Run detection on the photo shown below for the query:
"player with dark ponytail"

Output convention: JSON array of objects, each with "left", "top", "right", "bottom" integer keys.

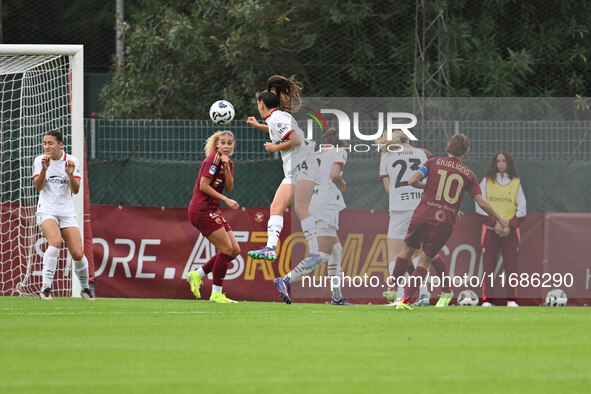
[{"left": 246, "top": 75, "right": 323, "bottom": 304}]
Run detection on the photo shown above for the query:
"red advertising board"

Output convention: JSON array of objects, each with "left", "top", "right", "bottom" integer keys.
[{"left": 89, "top": 205, "right": 591, "bottom": 305}]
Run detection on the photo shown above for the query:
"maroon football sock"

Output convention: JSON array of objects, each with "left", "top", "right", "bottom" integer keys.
[
  {"left": 430, "top": 256, "right": 451, "bottom": 292},
  {"left": 201, "top": 252, "right": 219, "bottom": 275},
  {"left": 404, "top": 266, "right": 428, "bottom": 300},
  {"left": 212, "top": 253, "right": 233, "bottom": 286},
  {"left": 392, "top": 257, "right": 411, "bottom": 289}
]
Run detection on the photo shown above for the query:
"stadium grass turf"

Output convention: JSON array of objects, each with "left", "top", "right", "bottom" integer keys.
[{"left": 1, "top": 297, "right": 590, "bottom": 393}]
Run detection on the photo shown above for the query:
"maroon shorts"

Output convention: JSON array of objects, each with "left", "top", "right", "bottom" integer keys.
[
  {"left": 404, "top": 218, "right": 453, "bottom": 258},
  {"left": 188, "top": 208, "right": 231, "bottom": 236}
]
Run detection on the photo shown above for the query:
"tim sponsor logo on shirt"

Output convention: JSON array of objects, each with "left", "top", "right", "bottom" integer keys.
[{"left": 302, "top": 107, "right": 418, "bottom": 153}]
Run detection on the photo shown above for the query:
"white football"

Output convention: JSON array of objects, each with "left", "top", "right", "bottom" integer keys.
[
  {"left": 209, "top": 100, "right": 235, "bottom": 126},
  {"left": 545, "top": 288, "right": 567, "bottom": 307},
  {"left": 414, "top": 291, "right": 431, "bottom": 306},
  {"left": 457, "top": 289, "right": 479, "bottom": 306}
]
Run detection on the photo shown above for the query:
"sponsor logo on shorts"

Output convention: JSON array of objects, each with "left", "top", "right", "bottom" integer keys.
[{"left": 215, "top": 218, "right": 222, "bottom": 224}]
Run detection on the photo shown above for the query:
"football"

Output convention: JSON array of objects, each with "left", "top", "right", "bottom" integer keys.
[
  {"left": 209, "top": 100, "right": 235, "bottom": 126},
  {"left": 457, "top": 289, "right": 479, "bottom": 306},
  {"left": 416, "top": 290, "right": 431, "bottom": 306},
  {"left": 544, "top": 288, "right": 567, "bottom": 307}
]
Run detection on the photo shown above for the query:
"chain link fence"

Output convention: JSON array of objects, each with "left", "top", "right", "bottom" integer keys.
[{"left": 85, "top": 118, "right": 591, "bottom": 211}]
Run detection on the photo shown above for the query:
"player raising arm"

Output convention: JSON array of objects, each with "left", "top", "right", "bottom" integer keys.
[
  {"left": 246, "top": 75, "right": 323, "bottom": 274},
  {"left": 33, "top": 130, "right": 94, "bottom": 300},
  {"left": 186, "top": 131, "right": 241, "bottom": 304},
  {"left": 395, "top": 133, "right": 509, "bottom": 310},
  {"left": 272, "top": 129, "right": 353, "bottom": 305}
]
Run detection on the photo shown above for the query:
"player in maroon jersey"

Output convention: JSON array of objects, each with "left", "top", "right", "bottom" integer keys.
[
  {"left": 395, "top": 133, "right": 509, "bottom": 310},
  {"left": 185, "top": 131, "right": 241, "bottom": 303}
]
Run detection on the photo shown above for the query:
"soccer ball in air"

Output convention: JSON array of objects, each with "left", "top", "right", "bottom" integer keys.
[
  {"left": 545, "top": 289, "right": 567, "bottom": 307},
  {"left": 209, "top": 100, "right": 235, "bottom": 126},
  {"left": 457, "top": 289, "right": 479, "bottom": 306}
]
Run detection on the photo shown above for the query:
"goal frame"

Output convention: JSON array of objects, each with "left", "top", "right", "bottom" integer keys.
[{"left": 0, "top": 44, "right": 84, "bottom": 297}]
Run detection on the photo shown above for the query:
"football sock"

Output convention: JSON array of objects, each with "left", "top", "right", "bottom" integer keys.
[
  {"left": 42, "top": 246, "right": 60, "bottom": 290},
  {"left": 285, "top": 251, "right": 330, "bottom": 283},
  {"left": 73, "top": 255, "right": 89, "bottom": 289},
  {"left": 404, "top": 266, "right": 428, "bottom": 300},
  {"left": 266, "top": 215, "right": 283, "bottom": 249},
  {"left": 212, "top": 285, "right": 222, "bottom": 294},
  {"left": 391, "top": 257, "right": 410, "bottom": 291},
  {"left": 197, "top": 267, "right": 206, "bottom": 278},
  {"left": 387, "top": 260, "right": 396, "bottom": 291},
  {"left": 212, "top": 253, "right": 233, "bottom": 286},
  {"left": 201, "top": 253, "right": 219, "bottom": 275},
  {"left": 300, "top": 216, "right": 319, "bottom": 255},
  {"left": 430, "top": 255, "right": 451, "bottom": 292},
  {"left": 327, "top": 243, "right": 343, "bottom": 301}
]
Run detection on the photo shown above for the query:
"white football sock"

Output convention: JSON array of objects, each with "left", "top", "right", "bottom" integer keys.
[
  {"left": 266, "top": 215, "right": 283, "bottom": 249},
  {"left": 328, "top": 243, "right": 343, "bottom": 301},
  {"left": 212, "top": 285, "right": 222, "bottom": 294},
  {"left": 287, "top": 251, "right": 329, "bottom": 283},
  {"left": 197, "top": 267, "right": 206, "bottom": 278},
  {"left": 42, "top": 246, "right": 60, "bottom": 290},
  {"left": 300, "top": 216, "right": 318, "bottom": 254},
  {"left": 387, "top": 260, "right": 396, "bottom": 291},
  {"left": 74, "top": 255, "right": 90, "bottom": 289}
]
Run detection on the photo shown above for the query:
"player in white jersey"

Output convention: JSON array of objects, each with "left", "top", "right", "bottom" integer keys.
[
  {"left": 378, "top": 131, "right": 454, "bottom": 307},
  {"left": 33, "top": 130, "right": 94, "bottom": 300},
  {"left": 273, "top": 129, "right": 353, "bottom": 304},
  {"left": 246, "top": 76, "right": 324, "bottom": 298}
]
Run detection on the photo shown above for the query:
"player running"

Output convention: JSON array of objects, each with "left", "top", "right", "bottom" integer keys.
[
  {"left": 273, "top": 129, "right": 353, "bottom": 305},
  {"left": 186, "top": 131, "right": 241, "bottom": 303},
  {"left": 33, "top": 130, "right": 94, "bottom": 300},
  {"left": 246, "top": 75, "right": 322, "bottom": 270},
  {"left": 378, "top": 131, "right": 454, "bottom": 306},
  {"left": 395, "top": 133, "right": 509, "bottom": 310}
]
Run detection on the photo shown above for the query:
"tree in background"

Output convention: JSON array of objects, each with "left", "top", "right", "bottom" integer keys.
[{"left": 100, "top": 0, "right": 591, "bottom": 119}]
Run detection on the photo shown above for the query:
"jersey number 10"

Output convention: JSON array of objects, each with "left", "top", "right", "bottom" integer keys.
[{"left": 435, "top": 169, "right": 464, "bottom": 204}]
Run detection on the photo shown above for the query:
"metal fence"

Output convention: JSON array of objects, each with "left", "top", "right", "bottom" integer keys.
[{"left": 85, "top": 119, "right": 591, "bottom": 162}]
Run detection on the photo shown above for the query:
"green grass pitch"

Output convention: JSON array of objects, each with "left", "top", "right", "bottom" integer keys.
[{"left": 1, "top": 297, "right": 590, "bottom": 393}]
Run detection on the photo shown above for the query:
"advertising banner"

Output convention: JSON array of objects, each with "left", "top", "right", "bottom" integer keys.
[{"left": 90, "top": 205, "right": 590, "bottom": 305}]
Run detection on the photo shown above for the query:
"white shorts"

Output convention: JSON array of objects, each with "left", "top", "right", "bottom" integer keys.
[
  {"left": 281, "top": 151, "right": 319, "bottom": 185},
  {"left": 309, "top": 204, "right": 339, "bottom": 237},
  {"left": 388, "top": 210, "right": 414, "bottom": 239},
  {"left": 37, "top": 213, "right": 79, "bottom": 229}
]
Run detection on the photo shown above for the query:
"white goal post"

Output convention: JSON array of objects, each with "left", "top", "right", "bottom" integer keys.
[{"left": 0, "top": 44, "right": 84, "bottom": 297}]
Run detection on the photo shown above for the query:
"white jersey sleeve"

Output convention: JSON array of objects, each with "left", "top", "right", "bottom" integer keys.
[
  {"left": 382, "top": 146, "right": 428, "bottom": 211},
  {"left": 72, "top": 156, "right": 82, "bottom": 179},
  {"left": 33, "top": 155, "right": 43, "bottom": 178},
  {"left": 266, "top": 110, "right": 294, "bottom": 143},
  {"left": 265, "top": 109, "right": 313, "bottom": 168}
]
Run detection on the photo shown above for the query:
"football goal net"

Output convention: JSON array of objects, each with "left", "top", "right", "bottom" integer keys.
[{"left": 0, "top": 45, "right": 84, "bottom": 297}]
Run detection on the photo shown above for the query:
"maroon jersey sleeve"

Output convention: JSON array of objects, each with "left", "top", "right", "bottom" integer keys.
[
  {"left": 466, "top": 170, "right": 482, "bottom": 197},
  {"left": 199, "top": 152, "right": 221, "bottom": 180},
  {"left": 189, "top": 151, "right": 225, "bottom": 211}
]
